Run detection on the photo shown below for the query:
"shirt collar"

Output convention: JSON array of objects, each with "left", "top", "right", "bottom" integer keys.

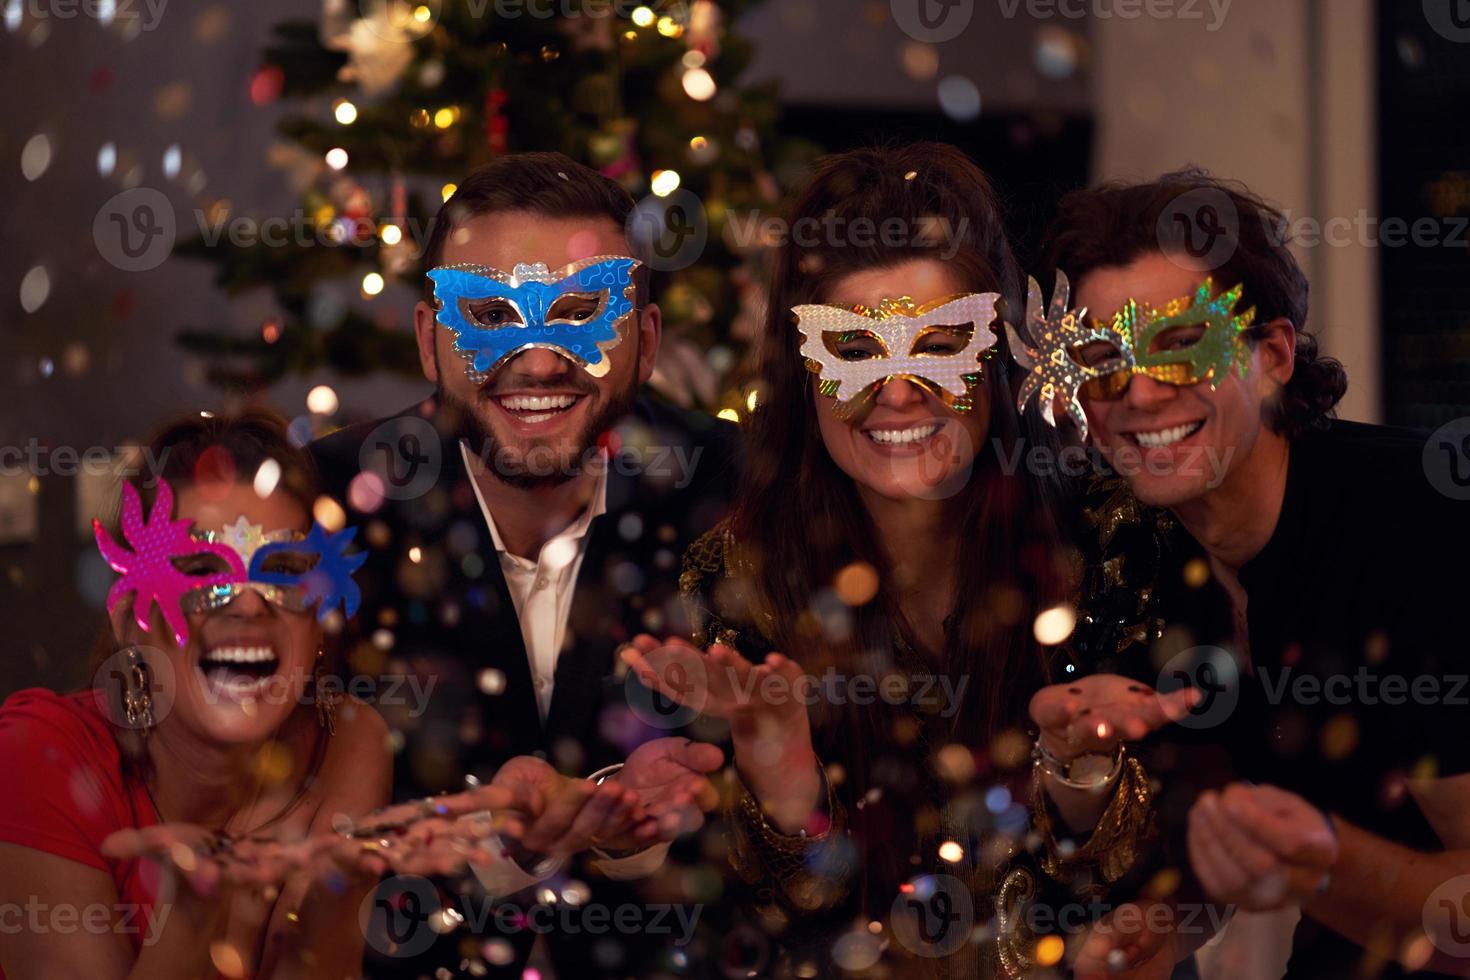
[{"left": 458, "top": 440, "right": 609, "bottom": 559}]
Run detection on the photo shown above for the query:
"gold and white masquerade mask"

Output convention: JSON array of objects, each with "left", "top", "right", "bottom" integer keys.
[{"left": 793, "top": 293, "right": 1001, "bottom": 419}]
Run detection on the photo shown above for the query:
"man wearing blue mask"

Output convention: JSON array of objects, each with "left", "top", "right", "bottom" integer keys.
[{"left": 312, "top": 152, "right": 738, "bottom": 978}]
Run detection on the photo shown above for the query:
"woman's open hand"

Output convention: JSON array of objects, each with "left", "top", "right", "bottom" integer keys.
[
  {"left": 621, "top": 635, "right": 823, "bottom": 834},
  {"left": 1030, "top": 674, "right": 1199, "bottom": 763}
]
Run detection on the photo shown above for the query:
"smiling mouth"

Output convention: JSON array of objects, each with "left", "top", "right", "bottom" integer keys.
[
  {"left": 199, "top": 644, "right": 281, "bottom": 698},
  {"left": 864, "top": 422, "right": 943, "bottom": 446},
  {"left": 492, "top": 393, "right": 583, "bottom": 424},
  {"left": 1127, "top": 420, "right": 1205, "bottom": 449}
]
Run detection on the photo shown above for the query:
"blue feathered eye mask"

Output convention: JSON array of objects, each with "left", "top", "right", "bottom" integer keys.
[{"left": 426, "top": 255, "right": 641, "bottom": 383}]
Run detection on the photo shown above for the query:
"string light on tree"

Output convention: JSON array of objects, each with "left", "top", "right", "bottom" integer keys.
[
  {"left": 681, "top": 67, "right": 716, "bottom": 101},
  {"left": 176, "top": 0, "right": 800, "bottom": 411}
]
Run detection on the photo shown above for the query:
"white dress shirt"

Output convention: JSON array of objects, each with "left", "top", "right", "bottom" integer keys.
[
  {"left": 458, "top": 442, "right": 670, "bottom": 893},
  {"left": 461, "top": 441, "right": 608, "bottom": 722}
]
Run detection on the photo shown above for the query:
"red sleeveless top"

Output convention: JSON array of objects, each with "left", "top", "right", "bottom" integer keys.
[{"left": 0, "top": 688, "right": 162, "bottom": 974}]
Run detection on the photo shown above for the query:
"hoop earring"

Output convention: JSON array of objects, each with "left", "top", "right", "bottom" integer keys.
[
  {"left": 123, "top": 647, "right": 156, "bottom": 732},
  {"left": 314, "top": 649, "right": 336, "bottom": 735}
]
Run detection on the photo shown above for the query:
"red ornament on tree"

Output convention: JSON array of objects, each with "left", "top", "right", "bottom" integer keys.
[
  {"left": 249, "top": 65, "right": 285, "bottom": 106},
  {"left": 484, "top": 88, "right": 509, "bottom": 155}
]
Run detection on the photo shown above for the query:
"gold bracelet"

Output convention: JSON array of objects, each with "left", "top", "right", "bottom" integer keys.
[
  {"left": 726, "top": 762, "right": 852, "bottom": 912},
  {"left": 1032, "top": 754, "right": 1154, "bottom": 884}
]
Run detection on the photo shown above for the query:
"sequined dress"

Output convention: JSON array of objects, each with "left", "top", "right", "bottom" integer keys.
[{"left": 679, "top": 518, "right": 1158, "bottom": 979}]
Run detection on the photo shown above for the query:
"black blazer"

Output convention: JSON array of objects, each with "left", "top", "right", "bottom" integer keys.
[
  {"left": 310, "top": 394, "right": 741, "bottom": 797},
  {"left": 311, "top": 395, "right": 740, "bottom": 978}
]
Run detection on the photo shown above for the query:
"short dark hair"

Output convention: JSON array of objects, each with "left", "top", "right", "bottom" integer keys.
[
  {"left": 1043, "top": 168, "right": 1347, "bottom": 438},
  {"left": 419, "top": 151, "right": 647, "bottom": 305}
]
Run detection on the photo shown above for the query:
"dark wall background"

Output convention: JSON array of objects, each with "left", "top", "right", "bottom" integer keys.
[{"left": 1377, "top": 0, "right": 1470, "bottom": 429}]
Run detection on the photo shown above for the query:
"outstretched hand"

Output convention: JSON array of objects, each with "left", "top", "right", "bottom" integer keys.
[
  {"left": 599, "top": 737, "right": 724, "bottom": 850},
  {"left": 1030, "top": 674, "right": 1200, "bottom": 762},
  {"left": 622, "top": 634, "right": 822, "bottom": 835},
  {"left": 100, "top": 824, "right": 324, "bottom": 899},
  {"left": 101, "top": 783, "right": 532, "bottom": 893},
  {"left": 1072, "top": 901, "right": 1177, "bottom": 980},
  {"left": 491, "top": 755, "right": 648, "bottom": 857},
  {"left": 620, "top": 634, "right": 812, "bottom": 746},
  {"left": 1187, "top": 782, "right": 1338, "bottom": 910}
]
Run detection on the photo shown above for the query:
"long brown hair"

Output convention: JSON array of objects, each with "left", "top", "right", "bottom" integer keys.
[
  {"left": 735, "top": 143, "right": 1070, "bottom": 910},
  {"left": 731, "top": 143, "right": 1066, "bottom": 899}
]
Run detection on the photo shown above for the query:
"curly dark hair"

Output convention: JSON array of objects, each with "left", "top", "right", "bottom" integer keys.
[{"left": 1042, "top": 168, "right": 1348, "bottom": 439}]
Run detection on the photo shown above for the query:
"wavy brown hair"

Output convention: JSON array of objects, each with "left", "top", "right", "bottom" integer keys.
[
  {"left": 1043, "top": 168, "right": 1348, "bottom": 439},
  {"left": 730, "top": 142, "right": 1068, "bottom": 906}
]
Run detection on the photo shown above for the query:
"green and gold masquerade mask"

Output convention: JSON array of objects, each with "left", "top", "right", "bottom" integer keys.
[{"left": 1006, "top": 272, "right": 1257, "bottom": 440}]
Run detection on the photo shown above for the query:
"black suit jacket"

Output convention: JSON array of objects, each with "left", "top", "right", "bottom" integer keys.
[{"left": 310, "top": 394, "right": 739, "bottom": 977}]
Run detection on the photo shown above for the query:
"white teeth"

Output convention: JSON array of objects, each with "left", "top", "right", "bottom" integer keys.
[
  {"left": 204, "top": 673, "right": 274, "bottom": 699},
  {"left": 1133, "top": 422, "right": 1203, "bottom": 449},
  {"left": 866, "top": 423, "right": 941, "bottom": 446},
  {"left": 202, "top": 646, "right": 277, "bottom": 665},
  {"left": 499, "top": 394, "right": 576, "bottom": 412}
]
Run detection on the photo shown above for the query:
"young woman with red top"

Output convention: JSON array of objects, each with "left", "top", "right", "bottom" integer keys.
[
  {"left": 0, "top": 411, "right": 398, "bottom": 979},
  {"left": 0, "top": 409, "right": 608, "bottom": 979},
  {"left": 0, "top": 410, "right": 688, "bottom": 980}
]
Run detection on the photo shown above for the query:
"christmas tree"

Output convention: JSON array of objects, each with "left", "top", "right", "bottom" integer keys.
[{"left": 177, "top": 0, "right": 817, "bottom": 415}]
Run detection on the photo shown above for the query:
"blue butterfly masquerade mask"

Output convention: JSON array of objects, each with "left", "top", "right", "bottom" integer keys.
[{"left": 426, "top": 255, "right": 642, "bottom": 383}]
